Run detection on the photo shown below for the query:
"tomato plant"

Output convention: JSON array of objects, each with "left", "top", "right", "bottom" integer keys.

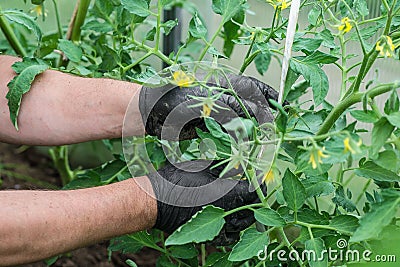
[{"left": 1, "top": 0, "right": 400, "bottom": 266}]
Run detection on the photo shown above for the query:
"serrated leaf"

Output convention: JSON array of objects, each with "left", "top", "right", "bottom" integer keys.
[
  {"left": 354, "top": 0, "right": 369, "bottom": 17},
  {"left": 355, "top": 161, "right": 400, "bottom": 182},
  {"left": 3, "top": 9, "right": 42, "bottom": 42},
  {"left": 189, "top": 12, "right": 207, "bottom": 39},
  {"left": 290, "top": 59, "right": 328, "bottom": 107},
  {"left": 254, "top": 208, "right": 286, "bottom": 227},
  {"left": 6, "top": 62, "right": 49, "bottom": 129},
  {"left": 121, "top": 0, "right": 150, "bottom": 17},
  {"left": 228, "top": 228, "right": 269, "bottom": 261},
  {"left": 212, "top": 0, "right": 245, "bottom": 24},
  {"left": 165, "top": 206, "right": 225, "bottom": 246},
  {"left": 254, "top": 44, "right": 271, "bottom": 75},
  {"left": 82, "top": 20, "right": 113, "bottom": 33},
  {"left": 58, "top": 39, "right": 82, "bottom": 63},
  {"left": 350, "top": 198, "right": 400, "bottom": 242},
  {"left": 329, "top": 215, "right": 359, "bottom": 233},
  {"left": 302, "top": 175, "right": 335, "bottom": 198},
  {"left": 282, "top": 169, "right": 306, "bottom": 211},
  {"left": 332, "top": 186, "right": 356, "bottom": 212},
  {"left": 308, "top": 6, "right": 321, "bottom": 26},
  {"left": 304, "top": 238, "right": 327, "bottom": 267}
]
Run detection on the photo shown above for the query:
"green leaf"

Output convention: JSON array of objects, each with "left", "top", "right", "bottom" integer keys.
[
  {"left": 254, "top": 43, "right": 271, "bottom": 75},
  {"left": 282, "top": 169, "right": 306, "bottom": 211},
  {"left": 58, "top": 39, "right": 82, "bottom": 63},
  {"left": 308, "top": 5, "right": 321, "bottom": 26},
  {"left": 165, "top": 206, "right": 225, "bottom": 246},
  {"left": 316, "top": 29, "right": 336, "bottom": 49},
  {"left": 384, "top": 90, "right": 399, "bottom": 115},
  {"left": 205, "top": 118, "right": 231, "bottom": 144},
  {"left": 3, "top": 9, "right": 42, "bottom": 42},
  {"left": 6, "top": 61, "right": 49, "bottom": 129},
  {"left": 212, "top": 0, "right": 245, "bottom": 24},
  {"left": 375, "top": 150, "right": 400, "bottom": 173},
  {"left": 82, "top": 20, "right": 113, "bottom": 33},
  {"left": 332, "top": 186, "right": 356, "bottom": 212},
  {"left": 290, "top": 59, "right": 329, "bottom": 107},
  {"left": 329, "top": 215, "right": 359, "bottom": 233},
  {"left": 350, "top": 197, "right": 400, "bottom": 242},
  {"left": 169, "top": 244, "right": 198, "bottom": 259},
  {"left": 108, "top": 235, "right": 144, "bottom": 254},
  {"left": 354, "top": 0, "right": 369, "bottom": 17},
  {"left": 355, "top": 161, "right": 400, "bottom": 182},
  {"left": 350, "top": 110, "right": 379, "bottom": 123},
  {"left": 254, "top": 208, "right": 286, "bottom": 227},
  {"left": 302, "top": 175, "right": 335, "bottom": 198},
  {"left": 161, "top": 19, "right": 178, "bottom": 35},
  {"left": 145, "top": 27, "right": 156, "bottom": 41},
  {"left": 222, "top": 9, "right": 244, "bottom": 57},
  {"left": 189, "top": 12, "right": 207, "bottom": 39},
  {"left": 387, "top": 111, "right": 400, "bottom": 128},
  {"left": 206, "top": 252, "right": 232, "bottom": 267},
  {"left": 370, "top": 117, "right": 395, "bottom": 157},
  {"left": 228, "top": 228, "right": 269, "bottom": 261},
  {"left": 304, "top": 238, "right": 327, "bottom": 267},
  {"left": 292, "top": 37, "right": 323, "bottom": 52},
  {"left": 121, "top": 0, "right": 150, "bottom": 17}
]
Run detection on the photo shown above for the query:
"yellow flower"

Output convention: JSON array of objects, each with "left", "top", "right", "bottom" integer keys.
[
  {"left": 172, "top": 70, "right": 195, "bottom": 87},
  {"left": 30, "top": 5, "right": 46, "bottom": 17},
  {"left": 309, "top": 147, "right": 329, "bottom": 169},
  {"left": 343, "top": 137, "right": 362, "bottom": 154},
  {"left": 337, "top": 17, "right": 352, "bottom": 34},
  {"left": 203, "top": 103, "right": 212, "bottom": 117},
  {"left": 376, "top": 36, "right": 395, "bottom": 58},
  {"left": 267, "top": 0, "right": 291, "bottom": 10},
  {"left": 262, "top": 169, "right": 274, "bottom": 184}
]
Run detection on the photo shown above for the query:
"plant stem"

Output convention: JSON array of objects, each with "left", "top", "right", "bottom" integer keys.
[
  {"left": 52, "top": 0, "right": 63, "bottom": 39},
  {"left": 0, "top": 5, "right": 27, "bottom": 57},
  {"left": 68, "top": 0, "right": 91, "bottom": 42},
  {"left": 49, "top": 146, "right": 74, "bottom": 186},
  {"left": 201, "top": 244, "right": 206, "bottom": 266},
  {"left": 278, "top": 227, "right": 304, "bottom": 266},
  {"left": 339, "top": 34, "right": 347, "bottom": 99},
  {"left": 198, "top": 21, "right": 224, "bottom": 61},
  {"left": 155, "top": 1, "right": 162, "bottom": 51},
  {"left": 317, "top": 83, "right": 400, "bottom": 135}
]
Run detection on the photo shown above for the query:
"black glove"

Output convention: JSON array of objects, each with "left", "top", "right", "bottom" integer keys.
[
  {"left": 139, "top": 73, "right": 281, "bottom": 140},
  {"left": 148, "top": 160, "right": 265, "bottom": 245}
]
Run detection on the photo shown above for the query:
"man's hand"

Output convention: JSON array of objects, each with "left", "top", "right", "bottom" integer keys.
[
  {"left": 139, "top": 74, "right": 280, "bottom": 140},
  {"left": 148, "top": 160, "right": 264, "bottom": 245}
]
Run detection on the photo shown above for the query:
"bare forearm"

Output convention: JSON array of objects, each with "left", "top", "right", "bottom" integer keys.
[
  {"left": 0, "top": 178, "right": 156, "bottom": 266},
  {"left": 0, "top": 55, "right": 144, "bottom": 145}
]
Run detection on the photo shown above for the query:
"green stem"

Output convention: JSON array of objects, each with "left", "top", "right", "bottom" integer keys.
[
  {"left": 201, "top": 244, "right": 206, "bottom": 266},
  {"left": 317, "top": 83, "right": 400, "bottom": 135},
  {"left": 49, "top": 146, "right": 74, "bottom": 186},
  {"left": 198, "top": 21, "right": 224, "bottom": 61},
  {"left": 52, "top": 0, "right": 63, "bottom": 39},
  {"left": 122, "top": 51, "right": 152, "bottom": 73},
  {"left": 0, "top": 5, "right": 27, "bottom": 56},
  {"left": 224, "top": 202, "right": 264, "bottom": 216},
  {"left": 278, "top": 227, "right": 304, "bottom": 266},
  {"left": 69, "top": 0, "right": 91, "bottom": 42},
  {"left": 239, "top": 32, "right": 256, "bottom": 74},
  {"left": 155, "top": 1, "right": 162, "bottom": 51},
  {"left": 339, "top": 34, "right": 347, "bottom": 99},
  {"left": 293, "top": 220, "right": 352, "bottom": 235}
]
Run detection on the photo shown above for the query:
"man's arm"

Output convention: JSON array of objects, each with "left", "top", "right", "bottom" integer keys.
[
  {"left": 0, "top": 177, "right": 157, "bottom": 266},
  {"left": 0, "top": 55, "right": 144, "bottom": 145}
]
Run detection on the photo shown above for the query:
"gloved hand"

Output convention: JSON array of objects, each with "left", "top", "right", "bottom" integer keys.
[
  {"left": 148, "top": 160, "right": 265, "bottom": 245},
  {"left": 139, "top": 73, "right": 281, "bottom": 140}
]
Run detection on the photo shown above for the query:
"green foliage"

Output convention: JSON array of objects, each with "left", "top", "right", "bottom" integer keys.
[
  {"left": 1, "top": 0, "right": 400, "bottom": 266},
  {"left": 165, "top": 206, "right": 225, "bottom": 246}
]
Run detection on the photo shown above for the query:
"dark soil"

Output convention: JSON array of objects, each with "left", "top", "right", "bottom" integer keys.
[{"left": 0, "top": 143, "right": 159, "bottom": 267}]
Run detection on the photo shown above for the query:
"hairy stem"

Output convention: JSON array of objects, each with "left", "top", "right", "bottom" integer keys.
[
  {"left": 67, "top": 0, "right": 91, "bottom": 42},
  {"left": 317, "top": 83, "right": 400, "bottom": 135}
]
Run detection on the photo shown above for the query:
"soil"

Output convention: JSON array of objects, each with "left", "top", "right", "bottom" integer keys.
[{"left": 0, "top": 143, "right": 159, "bottom": 267}]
